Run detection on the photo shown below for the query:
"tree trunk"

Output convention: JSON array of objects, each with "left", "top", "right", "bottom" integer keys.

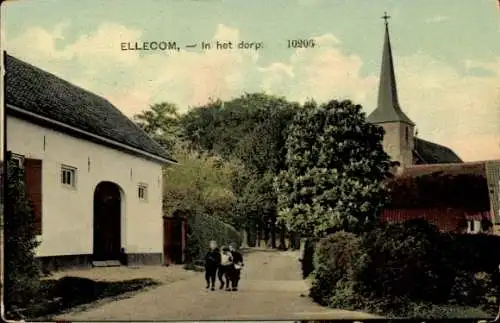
[
  {"left": 289, "top": 231, "right": 295, "bottom": 250},
  {"left": 264, "top": 220, "right": 270, "bottom": 248},
  {"left": 289, "top": 231, "right": 300, "bottom": 250},
  {"left": 270, "top": 217, "right": 277, "bottom": 249},
  {"left": 255, "top": 222, "right": 260, "bottom": 247},
  {"left": 257, "top": 221, "right": 265, "bottom": 248},
  {"left": 240, "top": 228, "right": 249, "bottom": 249},
  {"left": 278, "top": 224, "right": 287, "bottom": 250}
]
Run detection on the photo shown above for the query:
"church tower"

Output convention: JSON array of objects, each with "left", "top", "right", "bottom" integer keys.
[{"left": 367, "top": 13, "right": 415, "bottom": 168}]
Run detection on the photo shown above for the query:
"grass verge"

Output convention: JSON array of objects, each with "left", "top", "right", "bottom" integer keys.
[{"left": 6, "top": 276, "right": 160, "bottom": 320}]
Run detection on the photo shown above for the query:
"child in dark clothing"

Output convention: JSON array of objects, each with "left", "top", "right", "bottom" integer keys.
[
  {"left": 229, "top": 243, "right": 244, "bottom": 291},
  {"left": 204, "top": 240, "right": 221, "bottom": 291}
]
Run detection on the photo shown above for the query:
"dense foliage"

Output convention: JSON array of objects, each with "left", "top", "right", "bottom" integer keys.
[
  {"left": 4, "top": 154, "right": 41, "bottom": 316},
  {"left": 136, "top": 94, "right": 301, "bottom": 248},
  {"left": 450, "top": 233, "right": 500, "bottom": 274},
  {"left": 274, "top": 100, "right": 391, "bottom": 237},
  {"left": 181, "top": 94, "right": 300, "bottom": 245},
  {"left": 185, "top": 213, "right": 242, "bottom": 262},
  {"left": 160, "top": 144, "right": 243, "bottom": 262},
  {"left": 232, "top": 171, "right": 278, "bottom": 244},
  {"left": 307, "top": 219, "right": 500, "bottom": 318},
  {"left": 310, "top": 232, "right": 365, "bottom": 306},
  {"left": 359, "top": 219, "right": 455, "bottom": 303},
  {"left": 162, "top": 144, "right": 242, "bottom": 226},
  {"left": 181, "top": 93, "right": 299, "bottom": 173},
  {"left": 133, "top": 102, "right": 182, "bottom": 152}
]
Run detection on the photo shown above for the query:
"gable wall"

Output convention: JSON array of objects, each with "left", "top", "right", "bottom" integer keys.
[{"left": 7, "top": 115, "right": 164, "bottom": 258}]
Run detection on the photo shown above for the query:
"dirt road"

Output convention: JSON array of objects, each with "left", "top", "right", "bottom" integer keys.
[{"left": 56, "top": 249, "right": 378, "bottom": 321}]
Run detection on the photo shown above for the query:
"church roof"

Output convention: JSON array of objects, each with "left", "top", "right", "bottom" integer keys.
[
  {"left": 367, "top": 20, "right": 415, "bottom": 126},
  {"left": 413, "top": 137, "right": 463, "bottom": 164},
  {"left": 4, "top": 54, "right": 174, "bottom": 163}
]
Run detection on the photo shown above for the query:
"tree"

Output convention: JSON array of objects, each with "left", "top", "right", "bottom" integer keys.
[
  {"left": 274, "top": 100, "right": 391, "bottom": 237},
  {"left": 231, "top": 96, "right": 299, "bottom": 174},
  {"left": 162, "top": 143, "right": 242, "bottom": 225},
  {"left": 4, "top": 153, "right": 41, "bottom": 317},
  {"left": 133, "top": 102, "right": 182, "bottom": 151},
  {"left": 233, "top": 171, "right": 277, "bottom": 247},
  {"left": 180, "top": 93, "right": 299, "bottom": 247},
  {"left": 181, "top": 93, "right": 299, "bottom": 168}
]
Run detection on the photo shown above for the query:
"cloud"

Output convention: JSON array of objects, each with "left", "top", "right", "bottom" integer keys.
[
  {"left": 258, "top": 33, "right": 377, "bottom": 104},
  {"left": 6, "top": 22, "right": 259, "bottom": 114},
  {"left": 67, "top": 23, "right": 143, "bottom": 65},
  {"left": 395, "top": 53, "right": 500, "bottom": 161},
  {"left": 425, "top": 15, "right": 450, "bottom": 23},
  {"left": 5, "top": 23, "right": 500, "bottom": 161},
  {"left": 313, "top": 34, "right": 341, "bottom": 47},
  {"left": 8, "top": 22, "right": 72, "bottom": 61}
]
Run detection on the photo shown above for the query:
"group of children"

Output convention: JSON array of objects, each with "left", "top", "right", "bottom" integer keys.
[{"left": 204, "top": 241, "right": 244, "bottom": 292}]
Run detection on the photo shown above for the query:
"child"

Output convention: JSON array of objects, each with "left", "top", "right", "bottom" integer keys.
[
  {"left": 229, "top": 243, "right": 244, "bottom": 291},
  {"left": 204, "top": 240, "right": 221, "bottom": 291},
  {"left": 218, "top": 246, "right": 233, "bottom": 291}
]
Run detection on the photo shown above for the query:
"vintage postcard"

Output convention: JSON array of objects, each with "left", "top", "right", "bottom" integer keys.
[{"left": 1, "top": 0, "right": 500, "bottom": 321}]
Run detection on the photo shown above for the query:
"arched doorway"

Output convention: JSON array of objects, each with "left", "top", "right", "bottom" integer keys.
[{"left": 93, "top": 181, "right": 122, "bottom": 262}]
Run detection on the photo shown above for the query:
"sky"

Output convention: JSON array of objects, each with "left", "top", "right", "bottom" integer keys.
[{"left": 1, "top": 0, "right": 500, "bottom": 162}]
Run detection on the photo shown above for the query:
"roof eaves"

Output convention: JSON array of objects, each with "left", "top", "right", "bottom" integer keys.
[{"left": 6, "top": 103, "right": 177, "bottom": 165}]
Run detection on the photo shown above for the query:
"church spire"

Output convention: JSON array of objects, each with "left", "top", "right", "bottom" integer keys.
[{"left": 368, "top": 12, "right": 415, "bottom": 126}]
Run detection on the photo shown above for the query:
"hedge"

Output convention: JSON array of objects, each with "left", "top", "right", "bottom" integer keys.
[
  {"left": 310, "top": 232, "right": 365, "bottom": 306},
  {"left": 359, "top": 219, "right": 456, "bottom": 303},
  {"left": 448, "top": 233, "right": 500, "bottom": 274},
  {"left": 308, "top": 219, "right": 500, "bottom": 317},
  {"left": 302, "top": 222, "right": 500, "bottom": 283},
  {"left": 184, "top": 213, "right": 241, "bottom": 263},
  {"left": 4, "top": 156, "right": 41, "bottom": 318}
]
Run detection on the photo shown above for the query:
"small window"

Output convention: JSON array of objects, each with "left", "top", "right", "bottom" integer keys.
[
  {"left": 11, "top": 153, "right": 24, "bottom": 168},
  {"left": 61, "top": 165, "right": 77, "bottom": 188},
  {"left": 467, "top": 220, "right": 481, "bottom": 234},
  {"left": 405, "top": 127, "right": 409, "bottom": 143},
  {"left": 138, "top": 184, "right": 148, "bottom": 201}
]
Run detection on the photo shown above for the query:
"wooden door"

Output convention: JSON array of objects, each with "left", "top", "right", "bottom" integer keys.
[
  {"left": 93, "top": 182, "right": 121, "bottom": 261},
  {"left": 163, "top": 216, "right": 186, "bottom": 265},
  {"left": 24, "top": 159, "right": 43, "bottom": 235}
]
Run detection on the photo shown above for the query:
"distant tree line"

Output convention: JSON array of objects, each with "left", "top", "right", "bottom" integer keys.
[{"left": 134, "top": 93, "right": 392, "bottom": 247}]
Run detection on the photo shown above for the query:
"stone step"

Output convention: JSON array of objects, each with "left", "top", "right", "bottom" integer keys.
[{"left": 92, "top": 260, "right": 121, "bottom": 267}]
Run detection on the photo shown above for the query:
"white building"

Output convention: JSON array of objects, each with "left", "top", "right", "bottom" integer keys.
[{"left": 4, "top": 54, "right": 175, "bottom": 270}]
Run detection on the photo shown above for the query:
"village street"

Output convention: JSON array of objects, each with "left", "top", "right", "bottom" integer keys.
[{"left": 54, "top": 249, "right": 378, "bottom": 321}]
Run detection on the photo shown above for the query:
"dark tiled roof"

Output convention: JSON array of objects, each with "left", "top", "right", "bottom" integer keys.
[
  {"left": 4, "top": 54, "right": 173, "bottom": 162},
  {"left": 413, "top": 137, "right": 462, "bottom": 164},
  {"left": 389, "top": 161, "right": 490, "bottom": 210}
]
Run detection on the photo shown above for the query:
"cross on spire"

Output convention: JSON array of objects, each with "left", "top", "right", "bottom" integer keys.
[
  {"left": 382, "top": 12, "right": 390, "bottom": 25},
  {"left": 367, "top": 10, "right": 415, "bottom": 127}
]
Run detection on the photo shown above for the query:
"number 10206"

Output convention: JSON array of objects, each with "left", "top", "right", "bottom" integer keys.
[{"left": 287, "top": 39, "right": 317, "bottom": 48}]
